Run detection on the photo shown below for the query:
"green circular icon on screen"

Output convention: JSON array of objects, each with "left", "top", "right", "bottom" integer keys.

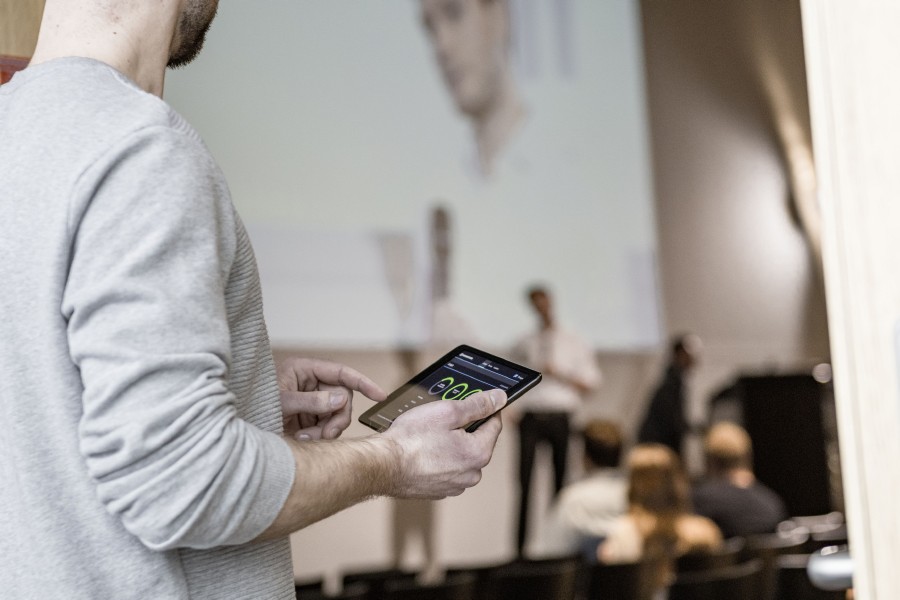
[{"left": 428, "top": 376, "right": 482, "bottom": 400}]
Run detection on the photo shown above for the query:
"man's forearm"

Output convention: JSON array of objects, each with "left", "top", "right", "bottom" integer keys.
[
  {"left": 253, "top": 435, "right": 400, "bottom": 542},
  {"left": 254, "top": 388, "right": 506, "bottom": 542}
]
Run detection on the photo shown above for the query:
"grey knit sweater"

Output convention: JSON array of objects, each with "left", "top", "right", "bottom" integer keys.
[{"left": 0, "top": 58, "right": 296, "bottom": 599}]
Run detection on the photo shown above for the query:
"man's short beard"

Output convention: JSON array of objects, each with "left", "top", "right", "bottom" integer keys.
[{"left": 167, "top": 3, "right": 217, "bottom": 69}]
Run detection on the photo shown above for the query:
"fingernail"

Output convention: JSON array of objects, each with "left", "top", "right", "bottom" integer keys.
[
  {"left": 330, "top": 392, "right": 345, "bottom": 409},
  {"left": 489, "top": 390, "right": 502, "bottom": 408},
  {"left": 298, "top": 433, "right": 311, "bottom": 441}
]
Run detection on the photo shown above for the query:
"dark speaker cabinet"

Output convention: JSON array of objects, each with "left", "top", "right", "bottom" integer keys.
[{"left": 711, "top": 374, "right": 839, "bottom": 518}]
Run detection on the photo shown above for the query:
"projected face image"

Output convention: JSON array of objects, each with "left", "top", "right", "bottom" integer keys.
[
  {"left": 420, "top": 0, "right": 509, "bottom": 118},
  {"left": 419, "top": 0, "right": 525, "bottom": 177}
]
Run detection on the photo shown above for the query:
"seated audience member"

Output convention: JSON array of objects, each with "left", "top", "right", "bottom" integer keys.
[
  {"left": 692, "top": 422, "right": 788, "bottom": 538},
  {"left": 537, "top": 420, "right": 628, "bottom": 560},
  {"left": 599, "top": 444, "right": 722, "bottom": 595}
]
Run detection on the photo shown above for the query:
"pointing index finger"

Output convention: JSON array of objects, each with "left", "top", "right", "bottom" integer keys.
[{"left": 308, "top": 359, "right": 387, "bottom": 401}]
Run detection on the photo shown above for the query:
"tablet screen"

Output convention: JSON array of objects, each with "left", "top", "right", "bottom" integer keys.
[{"left": 360, "top": 345, "right": 541, "bottom": 432}]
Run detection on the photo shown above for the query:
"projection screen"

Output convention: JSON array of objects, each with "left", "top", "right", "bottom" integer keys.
[{"left": 165, "top": 0, "right": 661, "bottom": 350}]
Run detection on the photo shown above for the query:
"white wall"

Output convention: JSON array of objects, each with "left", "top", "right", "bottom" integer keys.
[{"left": 640, "top": 0, "right": 830, "bottom": 433}]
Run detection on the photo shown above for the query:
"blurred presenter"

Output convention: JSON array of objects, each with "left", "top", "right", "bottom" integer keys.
[{"left": 511, "top": 285, "right": 602, "bottom": 556}]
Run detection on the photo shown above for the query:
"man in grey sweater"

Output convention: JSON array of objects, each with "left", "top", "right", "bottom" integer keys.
[{"left": 0, "top": 1, "right": 507, "bottom": 598}]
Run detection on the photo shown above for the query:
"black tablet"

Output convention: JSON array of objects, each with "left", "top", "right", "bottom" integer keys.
[{"left": 358, "top": 344, "right": 542, "bottom": 433}]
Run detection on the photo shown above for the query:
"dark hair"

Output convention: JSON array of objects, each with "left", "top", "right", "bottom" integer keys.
[
  {"left": 671, "top": 333, "right": 702, "bottom": 356},
  {"left": 671, "top": 335, "right": 690, "bottom": 356},
  {"left": 582, "top": 420, "right": 623, "bottom": 468},
  {"left": 526, "top": 284, "right": 549, "bottom": 301}
]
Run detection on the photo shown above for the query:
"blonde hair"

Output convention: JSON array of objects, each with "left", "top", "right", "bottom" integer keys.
[
  {"left": 704, "top": 422, "right": 752, "bottom": 474},
  {"left": 625, "top": 445, "right": 703, "bottom": 591},
  {"left": 627, "top": 445, "right": 690, "bottom": 559},
  {"left": 627, "top": 444, "right": 690, "bottom": 513}
]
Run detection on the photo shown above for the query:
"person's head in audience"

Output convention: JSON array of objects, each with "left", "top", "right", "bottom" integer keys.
[
  {"left": 671, "top": 333, "right": 701, "bottom": 373},
  {"left": 704, "top": 422, "right": 754, "bottom": 482},
  {"left": 419, "top": 0, "right": 525, "bottom": 176},
  {"left": 627, "top": 443, "right": 691, "bottom": 520},
  {"left": 601, "top": 444, "right": 721, "bottom": 590},
  {"left": 691, "top": 421, "right": 788, "bottom": 538},
  {"left": 526, "top": 285, "right": 554, "bottom": 329},
  {"left": 581, "top": 420, "right": 623, "bottom": 472}
]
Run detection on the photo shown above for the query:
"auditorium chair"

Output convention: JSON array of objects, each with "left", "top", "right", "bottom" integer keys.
[
  {"left": 297, "top": 582, "right": 369, "bottom": 600},
  {"left": 479, "top": 555, "right": 582, "bottom": 600},
  {"left": 744, "top": 530, "right": 810, "bottom": 600},
  {"left": 584, "top": 559, "right": 655, "bottom": 600},
  {"left": 294, "top": 577, "right": 324, "bottom": 598},
  {"left": 341, "top": 567, "right": 418, "bottom": 600},
  {"left": 675, "top": 536, "right": 745, "bottom": 573},
  {"left": 668, "top": 558, "right": 763, "bottom": 600},
  {"left": 381, "top": 572, "right": 477, "bottom": 600}
]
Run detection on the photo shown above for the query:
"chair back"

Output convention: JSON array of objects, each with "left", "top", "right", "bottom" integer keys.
[
  {"left": 745, "top": 530, "right": 811, "bottom": 600},
  {"left": 342, "top": 568, "right": 417, "bottom": 599},
  {"left": 676, "top": 536, "right": 745, "bottom": 572},
  {"left": 295, "top": 577, "right": 324, "bottom": 598},
  {"left": 808, "top": 524, "right": 848, "bottom": 552},
  {"left": 382, "top": 572, "right": 476, "bottom": 600},
  {"left": 444, "top": 562, "right": 509, "bottom": 600},
  {"left": 297, "top": 582, "right": 369, "bottom": 600},
  {"left": 781, "top": 512, "right": 844, "bottom": 531},
  {"left": 585, "top": 560, "right": 655, "bottom": 600},
  {"left": 482, "top": 556, "right": 582, "bottom": 600},
  {"left": 668, "top": 559, "right": 764, "bottom": 600},
  {"left": 746, "top": 530, "right": 810, "bottom": 557},
  {"left": 779, "top": 513, "right": 845, "bottom": 553}
]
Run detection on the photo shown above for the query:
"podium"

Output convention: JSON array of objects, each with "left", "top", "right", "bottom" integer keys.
[{"left": 710, "top": 374, "right": 840, "bottom": 517}]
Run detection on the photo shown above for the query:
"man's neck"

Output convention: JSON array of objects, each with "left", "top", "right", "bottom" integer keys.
[
  {"left": 29, "top": 0, "right": 179, "bottom": 97},
  {"left": 471, "top": 74, "right": 525, "bottom": 177},
  {"left": 726, "top": 468, "right": 756, "bottom": 489}
]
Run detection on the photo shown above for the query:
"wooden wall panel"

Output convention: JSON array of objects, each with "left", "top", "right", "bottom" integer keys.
[{"left": 0, "top": 0, "right": 44, "bottom": 57}]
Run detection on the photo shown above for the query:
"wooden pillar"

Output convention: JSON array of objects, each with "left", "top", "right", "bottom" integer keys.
[
  {"left": 0, "top": 0, "right": 44, "bottom": 82},
  {"left": 0, "top": 0, "right": 44, "bottom": 56},
  {"left": 801, "top": 2, "right": 900, "bottom": 597}
]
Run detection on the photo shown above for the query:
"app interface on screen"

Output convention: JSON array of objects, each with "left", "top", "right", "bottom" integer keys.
[{"left": 369, "top": 349, "right": 529, "bottom": 428}]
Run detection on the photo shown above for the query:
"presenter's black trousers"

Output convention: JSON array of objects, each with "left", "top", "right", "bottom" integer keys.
[{"left": 516, "top": 411, "right": 570, "bottom": 555}]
